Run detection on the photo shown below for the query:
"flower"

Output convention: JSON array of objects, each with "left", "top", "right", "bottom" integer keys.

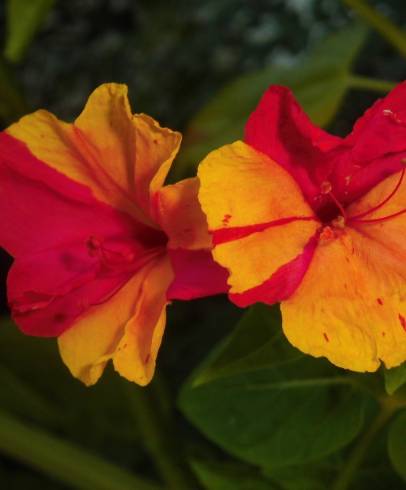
[
  {"left": 0, "top": 83, "right": 228, "bottom": 386},
  {"left": 198, "top": 83, "right": 406, "bottom": 372}
]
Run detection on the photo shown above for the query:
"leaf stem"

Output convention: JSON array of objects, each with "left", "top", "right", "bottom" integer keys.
[
  {"left": 348, "top": 75, "right": 396, "bottom": 93},
  {"left": 0, "top": 409, "right": 160, "bottom": 490},
  {"left": 343, "top": 0, "right": 406, "bottom": 59},
  {"left": 331, "top": 398, "right": 398, "bottom": 490},
  {"left": 124, "top": 378, "right": 200, "bottom": 490}
]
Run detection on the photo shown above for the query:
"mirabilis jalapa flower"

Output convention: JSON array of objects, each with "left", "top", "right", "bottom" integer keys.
[
  {"left": 198, "top": 83, "right": 406, "bottom": 372},
  {"left": 0, "top": 83, "right": 228, "bottom": 386}
]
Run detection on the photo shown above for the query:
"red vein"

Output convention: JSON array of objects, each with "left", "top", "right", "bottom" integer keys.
[{"left": 212, "top": 216, "right": 318, "bottom": 245}]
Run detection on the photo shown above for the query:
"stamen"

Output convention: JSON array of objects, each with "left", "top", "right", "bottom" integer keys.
[
  {"left": 320, "top": 181, "right": 347, "bottom": 219},
  {"left": 349, "top": 208, "right": 406, "bottom": 225},
  {"left": 349, "top": 167, "right": 405, "bottom": 221}
]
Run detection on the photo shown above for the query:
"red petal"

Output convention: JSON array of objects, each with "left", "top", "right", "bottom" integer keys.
[
  {"left": 0, "top": 133, "right": 165, "bottom": 336},
  {"left": 167, "top": 249, "right": 229, "bottom": 300},
  {"left": 245, "top": 85, "right": 342, "bottom": 205}
]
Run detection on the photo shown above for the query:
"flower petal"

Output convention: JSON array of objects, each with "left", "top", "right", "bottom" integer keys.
[
  {"left": 0, "top": 132, "right": 166, "bottom": 337},
  {"left": 6, "top": 83, "right": 181, "bottom": 223},
  {"left": 198, "top": 140, "right": 319, "bottom": 296},
  {"left": 281, "top": 227, "right": 406, "bottom": 372},
  {"left": 331, "top": 82, "right": 406, "bottom": 205},
  {"left": 245, "top": 85, "right": 342, "bottom": 204},
  {"left": 167, "top": 249, "right": 229, "bottom": 300},
  {"left": 112, "top": 255, "right": 174, "bottom": 385},
  {"left": 58, "top": 256, "right": 173, "bottom": 386},
  {"left": 230, "top": 234, "right": 317, "bottom": 307},
  {"left": 156, "top": 178, "right": 212, "bottom": 250}
]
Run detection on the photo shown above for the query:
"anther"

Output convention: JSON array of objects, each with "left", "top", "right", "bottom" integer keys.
[{"left": 382, "top": 109, "right": 406, "bottom": 125}]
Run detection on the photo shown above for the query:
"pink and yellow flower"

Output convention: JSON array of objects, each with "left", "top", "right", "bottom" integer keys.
[
  {"left": 0, "top": 83, "right": 228, "bottom": 386},
  {"left": 198, "top": 83, "right": 406, "bottom": 372}
]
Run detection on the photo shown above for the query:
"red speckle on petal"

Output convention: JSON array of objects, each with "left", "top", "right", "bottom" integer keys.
[
  {"left": 399, "top": 314, "right": 406, "bottom": 332},
  {"left": 323, "top": 332, "right": 329, "bottom": 342},
  {"left": 144, "top": 354, "right": 151, "bottom": 364},
  {"left": 377, "top": 298, "right": 384, "bottom": 306},
  {"left": 382, "top": 332, "right": 386, "bottom": 337},
  {"left": 222, "top": 214, "right": 232, "bottom": 226}
]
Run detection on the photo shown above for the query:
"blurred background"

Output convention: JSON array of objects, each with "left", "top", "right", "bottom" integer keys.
[{"left": 0, "top": 1, "right": 406, "bottom": 489}]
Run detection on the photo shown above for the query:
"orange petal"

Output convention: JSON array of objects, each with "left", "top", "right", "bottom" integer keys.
[
  {"left": 7, "top": 84, "right": 181, "bottom": 223},
  {"left": 113, "top": 255, "right": 173, "bottom": 385},
  {"left": 58, "top": 256, "right": 173, "bottom": 386},
  {"left": 156, "top": 177, "right": 212, "bottom": 250},
  {"left": 281, "top": 226, "right": 406, "bottom": 372},
  {"left": 347, "top": 169, "right": 406, "bottom": 271},
  {"left": 198, "top": 141, "right": 319, "bottom": 293}
]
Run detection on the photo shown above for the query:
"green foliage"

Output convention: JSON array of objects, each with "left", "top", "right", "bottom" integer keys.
[
  {"left": 0, "top": 318, "right": 157, "bottom": 488},
  {"left": 4, "top": 0, "right": 55, "bottom": 63},
  {"left": 0, "top": 409, "right": 160, "bottom": 490},
  {"left": 387, "top": 410, "right": 406, "bottom": 482},
  {"left": 0, "top": 58, "right": 28, "bottom": 123},
  {"left": 179, "top": 305, "right": 369, "bottom": 471},
  {"left": 384, "top": 362, "right": 406, "bottom": 395},
  {"left": 174, "top": 23, "right": 368, "bottom": 178},
  {"left": 191, "top": 459, "right": 278, "bottom": 490}
]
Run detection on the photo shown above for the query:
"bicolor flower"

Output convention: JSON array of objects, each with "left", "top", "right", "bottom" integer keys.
[
  {"left": 198, "top": 83, "right": 406, "bottom": 372},
  {"left": 0, "top": 83, "right": 228, "bottom": 386}
]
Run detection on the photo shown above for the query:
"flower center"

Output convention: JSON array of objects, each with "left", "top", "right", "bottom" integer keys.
[{"left": 316, "top": 164, "right": 405, "bottom": 229}]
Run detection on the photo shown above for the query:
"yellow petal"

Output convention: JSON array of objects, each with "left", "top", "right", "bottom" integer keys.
[
  {"left": 281, "top": 227, "right": 406, "bottom": 372},
  {"left": 113, "top": 255, "right": 174, "bottom": 385},
  {"left": 198, "top": 141, "right": 315, "bottom": 229},
  {"left": 7, "top": 83, "right": 181, "bottom": 223},
  {"left": 58, "top": 255, "right": 173, "bottom": 386},
  {"left": 156, "top": 177, "right": 212, "bottom": 250},
  {"left": 347, "top": 169, "right": 406, "bottom": 273},
  {"left": 198, "top": 141, "right": 319, "bottom": 292},
  {"left": 214, "top": 220, "right": 318, "bottom": 293}
]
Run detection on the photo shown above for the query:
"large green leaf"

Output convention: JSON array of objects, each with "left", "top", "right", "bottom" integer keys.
[
  {"left": 173, "top": 23, "right": 368, "bottom": 178},
  {"left": 387, "top": 410, "right": 406, "bottom": 482},
  {"left": 4, "top": 0, "right": 55, "bottom": 63},
  {"left": 193, "top": 304, "right": 298, "bottom": 386},
  {"left": 384, "top": 362, "right": 406, "bottom": 395},
  {"left": 179, "top": 307, "right": 368, "bottom": 471},
  {"left": 191, "top": 459, "right": 277, "bottom": 490}
]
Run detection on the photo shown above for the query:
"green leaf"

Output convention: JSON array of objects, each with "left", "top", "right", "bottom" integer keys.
[
  {"left": 191, "top": 459, "right": 278, "bottom": 490},
  {"left": 384, "top": 362, "right": 406, "bottom": 395},
  {"left": 179, "top": 307, "right": 368, "bottom": 470},
  {"left": 174, "top": 23, "right": 368, "bottom": 178},
  {"left": 387, "top": 410, "right": 406, "bottom": 482},
  {"left": 4, "top": 0, "right": 55, "bottom": 63},
  {"left": 193, "top": 304, "right": 298, "bottom": 386},
  {"left": 0, "top": 409, "right": 161, "bottom": 490}
]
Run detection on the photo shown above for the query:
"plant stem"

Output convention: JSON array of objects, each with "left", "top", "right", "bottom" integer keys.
[
  {"left": 343, "top": 0, "right": 406, "bottom": 59},
  {"left": 331, "top": 400, "right": 396, "bottom": 490},
  {"left": 124, "top": 378, "right": 200, "bottom": 490},
  {"left": 348, "top": 75, "right": 396, "bottom": 93},
  {"left": 0, "top": 409, "right": 161, "bottom": 490}
]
